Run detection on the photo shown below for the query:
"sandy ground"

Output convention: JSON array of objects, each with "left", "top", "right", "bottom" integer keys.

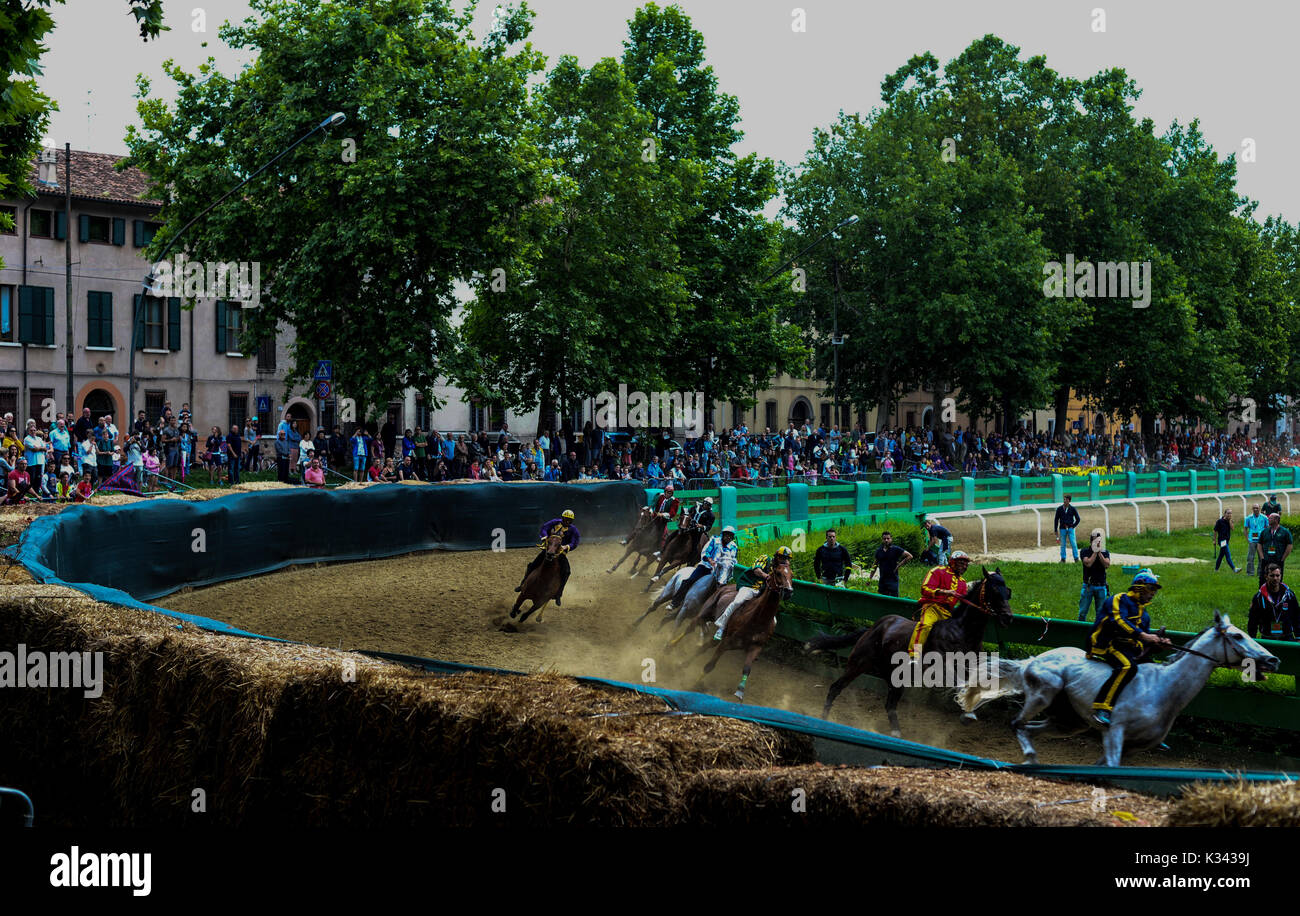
[
  {"left": 985, "top": 548, "right": 1203, "bottom": 565},
  {"left": 158, "top": 540, "right": 1288, "bottom": 771}
]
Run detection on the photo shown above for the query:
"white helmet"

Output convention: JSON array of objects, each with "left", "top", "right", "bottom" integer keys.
[
  {"left": 704, "top": 497, "right": 714, "bottom": 505},
  {"left": 722, "top": 525, "right": 736, "bottom": 536}
]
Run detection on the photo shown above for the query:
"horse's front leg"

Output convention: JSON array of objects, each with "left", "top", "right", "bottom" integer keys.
[
  {"left": 884, "top": 684, "right": 904, "bottom": 738},
  {"left": 1098, "top": 724, "right": 1125, "bottom": 767},
  {"left": 608, "top": 546, "right": 631, "bottom": 574},
  {"left": 734, "top": 646, "right": 762, "bottom": 701}
]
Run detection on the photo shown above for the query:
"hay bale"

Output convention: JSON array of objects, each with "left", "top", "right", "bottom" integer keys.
[
  {"left": 678, "top": 766, "right": 1170, "bottom": 827},
  {"left": 1168, "top": 778, "right": 1300, "bottom": 826},
  {"left": 0, "top": 589, "right": 813, "bottom": 826}
]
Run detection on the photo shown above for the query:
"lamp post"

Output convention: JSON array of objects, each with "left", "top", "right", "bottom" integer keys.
[
  {"left": 128, "top": 112, "right": 345, "bottom": 425},
  {"left": 760, "top": 214, "right": 858, "bottom": 285}
]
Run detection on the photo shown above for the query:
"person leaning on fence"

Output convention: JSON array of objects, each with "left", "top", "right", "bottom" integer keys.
[
  {"left": 1078, "top": 528, "right": 1111, "bottom": 621},
  {"left": 922, "top": 518, "right": 953, "bottom": 565},
  {"left": 1248, "top": 563, "right": 1299, "bottom": 641},
  {"left": 813, "top": 529, "right": 852, "bottom": 585},
  {"left": 1054, "top": 494, "right": 1081, "bottom": 563},
  {"left": 1256, "top": 514, "right": 1293, "bottom": 585}
]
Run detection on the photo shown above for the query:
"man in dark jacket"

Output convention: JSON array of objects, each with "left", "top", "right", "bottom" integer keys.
[
  {"left": 813, "top": 529, "right": 853, "bottom": 585},
  {"left": 1054, "top": 494, "right": 1081, "bottom": 563},
  {"left": 1248, "top": 564, "right": 1299, "bottom": 641}
]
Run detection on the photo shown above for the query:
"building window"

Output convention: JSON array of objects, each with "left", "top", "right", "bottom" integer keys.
[
  {"left": 87, "top": 291, "right": 113, "bottom": 348},
  {"left": 470, "top": 400, "right": 506, "bottom": 434},
  {"left": 857, "top": 408, "right": 867, "bottom": 430},
  {"left": 0, "top": 206, "right": 15, "bottom": 235},
  {"left": 0, "top": 285, "right": 14, "bottom": 342},
  {"left": 321, "top": 399, "right": 337, "bottom": 432},
  {"left": 133, "top": 220, "right": 159, "bottom": 248},
  {"left": 18, "top": 286, "right": 54, "bottom": 345},
  {"left": 29, "top": 388, "right": 54, "bottom": 426},
  {"left": 820, "top": 402, "right": 831, "bottom": 428},
  {"left": 256, "top": 336, "right": 276, "bottom": 373},
  {"left": 764, "top": 400, "right": 777, "bottom": 432},
  {"left": 0, "top": 387, "right": 16, "bottom": 420},
  {"left": 216, "top": 301, "right": 242, "bottom": 354},
  {"left": 229, "top": 392, "right": 248, "bottom": 432},
  {"left": 145, "top": 390, "right": 166, "bottom": 426},
  {"left": 81, "top": 214, "right": 111, "bottom": 244},
  {"left": 905, "top": 411, "right": 915, "bottom": 428},
  {"left": 143, "top": 296, "right": 164, "bottom": 349},
  {"left": 414, "top": 395, "right": 431, "bottom": 431},
  {"left": 29, "top": 210, "right": 52, "bottom": 238}
]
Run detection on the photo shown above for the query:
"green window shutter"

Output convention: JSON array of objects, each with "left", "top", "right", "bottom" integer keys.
[
  {"left": 215, "top": 299, "right": 226, "bottom": 353},
  {"left": 133, "top": 294, "right": 145, "bottom": 349},
  {"left": 133, "top": 220, "right": 144, "bottom": 247},
  {"left": 168, "top": 297, "right": 181, "bottom": 350},
  {"left": 112, "top": 217, "right": 125, "bottom": 246},
  {"left": 88, "top": 292, "right": 113, "bottom": 348},
  {"left": 42, "top": 288, "right": 54, "bottom": 345},
  {"left": 87, "top": 292, "right": 100, "bottom": 347},
  {"left": 78, "top": 214, "right": 90, "bottom": 242},
  {"left": 17, "top": 286, "right": 36, "bottom": 343},
  {"left": 54, "top": 212, "right": 66, "bottom": 240}
]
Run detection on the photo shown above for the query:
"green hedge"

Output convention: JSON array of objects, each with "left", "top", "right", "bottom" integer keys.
[{"left": 742, "top": 520, "right": 927, "bottom": 582}]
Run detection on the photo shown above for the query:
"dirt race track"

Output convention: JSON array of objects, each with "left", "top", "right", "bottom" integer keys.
[{"left": 159, "top": 540, "right": 1286, "bottom": 771}]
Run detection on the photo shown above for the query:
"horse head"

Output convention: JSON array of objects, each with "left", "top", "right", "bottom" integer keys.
[
  {"left": 1192, "top": 610, "right": 1281, "bottom": 674},
  {"left": 631, "top": 506, "right": 654, "bottom": 533},
  {"left": 769, "top": 557, "right": 795, "bottom": 600},
  {"left": 979, "top": 566, "right": 1014, "bottom": 626},
  {"left": 542, "top": 529, "right": 566, "bottom": 562}
]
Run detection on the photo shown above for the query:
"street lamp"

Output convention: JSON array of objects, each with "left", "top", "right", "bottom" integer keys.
[
  {"left": 760, "top": 214, "right": 859, "bottom": 284},
  {"left": 128, "top": 112, "right": 346, "bottom": 425}
]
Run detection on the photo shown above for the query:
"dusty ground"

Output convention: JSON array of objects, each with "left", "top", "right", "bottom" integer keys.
[{"left": 158, "top": 540, "right": 1288, "bottom": 772}]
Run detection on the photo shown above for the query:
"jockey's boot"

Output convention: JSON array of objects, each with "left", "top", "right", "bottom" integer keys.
[
  {"left": 1091, "top": 709, "right": 1111, "bottom": 727},
  {"left": 713, "top": 624, "right": 724, "bottom": 641}
]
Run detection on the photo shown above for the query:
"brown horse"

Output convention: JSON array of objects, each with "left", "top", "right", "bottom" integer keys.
[
  {"left": 697, "top": 559, "right": 794, "bottom": 701},
  {"left": 607, "top": 507, "right": 666, "bottom": 577},
  {"left": 506, "top": 530, "right": 566, "bottom": 627},
  {"left": 805, "top": 568, "right": 1013, "bottom": 736},
  {"left": 644, "top": 524, "right": 705, "bottom": 591}
]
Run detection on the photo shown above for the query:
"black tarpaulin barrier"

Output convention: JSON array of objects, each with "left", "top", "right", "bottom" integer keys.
[{"left": 8, "top": 481, "right": 644, "bottom": 603}]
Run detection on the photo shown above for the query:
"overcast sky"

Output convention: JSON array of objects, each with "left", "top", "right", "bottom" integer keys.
[{"left": 42, "top": 0, "right": 1300, "bottom": 223}]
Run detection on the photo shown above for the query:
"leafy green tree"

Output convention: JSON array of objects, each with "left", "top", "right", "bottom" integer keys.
[
  {"left": 457, "top": 53, "right": 690, "bottom": 436},
  {"left": 0, "top": 0, "right": 165, "bottom": 248},
  {"left": 125, "top": 0, "right": 543, "bottom": 419}
]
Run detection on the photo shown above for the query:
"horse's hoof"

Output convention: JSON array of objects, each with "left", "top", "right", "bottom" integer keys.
[
  {"left": 628, "top": 571, "right": 638, "bottom": 578},
  {"left": 889, "top": 729, "right": 902, "bottom": 739},
  {"left": 1024, "top": 754, "right": 1039, "bottom": 766},
  {"left": 733, "top": 689, "right": 745, "bottom": 701},
  {"left": 960, "top": 712, "right": 977, "bottom": 723}
]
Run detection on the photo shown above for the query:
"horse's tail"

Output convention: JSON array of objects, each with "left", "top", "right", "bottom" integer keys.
[
  {"left": 954, "top": 657, "right": 1027, "bottom": 714},
  {"left": 805, "top": 627, "right": 869, "bottom": 653}
]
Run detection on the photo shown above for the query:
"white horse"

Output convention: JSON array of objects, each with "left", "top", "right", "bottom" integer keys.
[
  {"left": 632, "top": 554, "right": 736, "bottom": 629},
  {"left": 958, "top": 612, "right": 1280, "bottom": 766}
]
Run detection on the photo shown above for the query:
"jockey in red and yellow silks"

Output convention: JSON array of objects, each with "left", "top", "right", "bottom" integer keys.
[{"left": 909, "top": 551, "right": 972, "bottom": 657}]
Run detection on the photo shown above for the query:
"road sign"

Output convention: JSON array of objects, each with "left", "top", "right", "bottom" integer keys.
[
  {"left": 315, "top": 380, "right": 332, "bottom": 399},
  {"left": 256, "top": 395, "right": 271, "bottom": 415},
  {"left": 313, "top": 360, "right": 333, "bottom": 381}
]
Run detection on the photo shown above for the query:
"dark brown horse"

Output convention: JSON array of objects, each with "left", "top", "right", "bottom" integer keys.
[
  {"left": 506, "top": 530, "right": 567, "bottom": 627},
  {"left": 607, "top": 507, "right": 665, "bottom": 577},
  {"left": 806, "top": 568, "right": 1012, "bottom": 736},
  {"left": 697, "top": 559, "right": 794, "bottom": 701},
  {"left": 644, "top": 524, "right": 705, "bottom": 591}
]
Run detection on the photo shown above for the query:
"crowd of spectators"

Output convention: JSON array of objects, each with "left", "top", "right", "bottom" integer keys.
[{"left": 4, "top": 405, "right": 1299, "bottom": 504}]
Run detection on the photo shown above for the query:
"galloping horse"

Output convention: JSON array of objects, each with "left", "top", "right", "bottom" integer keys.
[
  {"left": 633, "top": 553, "right": 736, "bottom": 629},
  {"left": 806, "top": 568, "right": 1013, "bottom": 736},
  {"left": 645, "top": 524, "right": 705, "bottom": 590},
  {"left": 698, "top": 560, "right": 794, "bottom": 701},
  {"left": 506, "top": 530, "right": 566, "bottom": 627},
  {"left": 957, "top": 611, "right": 1280, "bottom": 766},
  {"left": 607, "top": 507, "right": 665, "bottom": 577}
]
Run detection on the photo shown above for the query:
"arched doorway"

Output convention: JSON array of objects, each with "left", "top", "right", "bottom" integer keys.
[
  {"left": 789, "top": 397, "right": 813, "bottom": 428},
  {"left": 285, "top": 399, "right": 315, "bottom": 438},
  {"left": 83, "top": 389, "right": 118, "bottom": 425}
]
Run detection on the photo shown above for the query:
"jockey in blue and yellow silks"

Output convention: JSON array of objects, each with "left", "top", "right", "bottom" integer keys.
[
  {"left": 908, "top": 551, "right": 971, "bottom": 657},
  {"left": 1086, "top": 568, "right": 1171, "bottom": 726}
]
